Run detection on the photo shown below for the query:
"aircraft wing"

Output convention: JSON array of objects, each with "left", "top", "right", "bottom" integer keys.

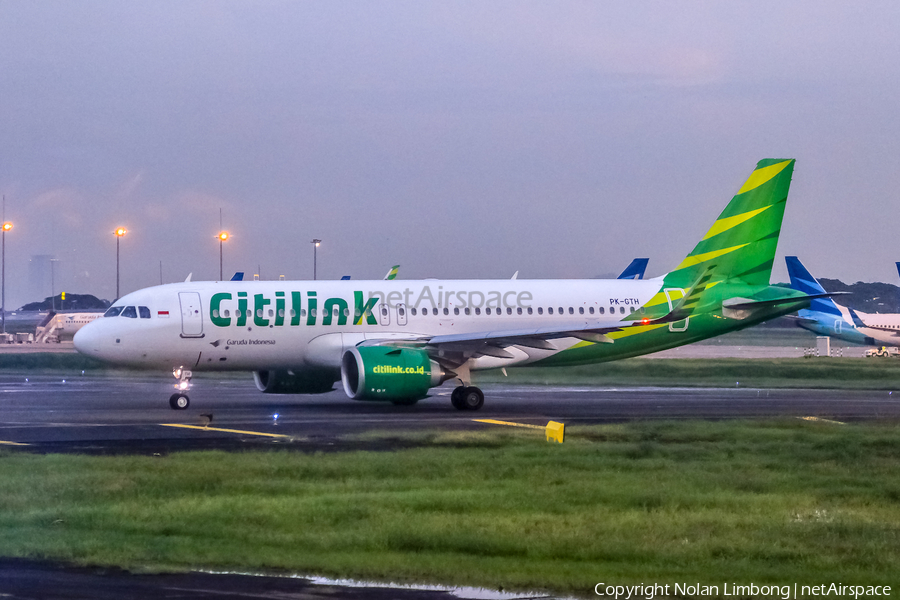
[{"left": 359, "top": 318, "right": 627, "bottom": 364}]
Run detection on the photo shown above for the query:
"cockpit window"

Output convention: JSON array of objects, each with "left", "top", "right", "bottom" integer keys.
[
  {"left": 121, "top": 306, "right": 138, "bottom": 318},
  {"left": 104, "top": 306, "right": 123, "bottom": 317},
  {"left": 138, "top": 306, "right": 151, "bottom": 319}
]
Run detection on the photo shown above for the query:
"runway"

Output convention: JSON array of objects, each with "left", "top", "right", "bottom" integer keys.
[{"left": 2, "top": 372, "right": 898, "bottom": 454}]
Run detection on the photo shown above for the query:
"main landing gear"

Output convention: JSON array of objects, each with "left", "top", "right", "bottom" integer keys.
[
  {"left": 169, "top": 367, "right": 192, "bottom": 410},
  {"left": 451, "top": 385, "right": 484, "bottom": 411}
]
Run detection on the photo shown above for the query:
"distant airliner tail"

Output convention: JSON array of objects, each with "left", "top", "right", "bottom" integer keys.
[
  {"left": 617, "top": 258, "right": 649, "bottom": 280},
  {"left": 785, "top": 256, "right": 842, "bottom": 316}
]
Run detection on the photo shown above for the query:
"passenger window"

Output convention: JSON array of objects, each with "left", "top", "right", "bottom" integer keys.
[
  {"left": 139, "top": 306, "right": 151, "bottom": 319},
  {"left": 454, "top": 308, "right": 459, "bottom": 315},
  {"left": 381, "top": 307, "right": 388, "bottom": 316},
  {"left": 507, "top": 307, "right": 512, "bottom": 315},
  {"left": 620, "top": 307, "right": 625, "bottom": 314},
  {"left": 630, "top": 307, "right": 635, "bottom": 314},
  {"left": 558, "top": 307, "right": 564, "bottom": 314},
  {"left": 225, "top": 309, "right": 232, "bottom": 318},
  {"left": 121, "top": 306, "right": 137, "bottom": 318},
  {"left": 104, "top": 306, "right": 123, "bottom": 317},
  {"left": 517, "top": 307, "right": 522, "bottom": 315},
  {"left": 443, "top": 308, "right": 449, "bottom": 316},
  {"left": 464, "top": 307, "right": 470, "bottom": 315},
  {"left": 301, "top": 309, "right": 307, "bottom": 317},
  {"left": 411, "top": 308, "right": 417, "bottom": 316},
  {"left": 589, "top": 307, "right": 594, "bottom": 314},
  {"left": 279, "top": 309, "right": 285, "bottom": 318},
  {"left": 527, "top": 307, "right": 533, "bottom": 315},
  {"left": 548, "top": 307, "right": 553, "bottom": 315},
  {"left": 599, "top": 307, "right": 605, "bottom": 315},
  {"left": 538, "top": 307, "right": 543, "bottom": 315},
  {"left": 578, "top": 307, "right": 583, "bottom": 315},
  {"left": 399, "top": 308, "right": 406, "bottom": 317},
  {"left": 269, "top": 309, "right": 275, "bottom": 317},
  {"left": 486, "top": 307, "right": 492, "bottom": 315},
  {"left": 257, "top": 309, "right": 263, "bottom": 318},
  {"left": 475, "top": 307, "right": 481, "bottom": 315}
]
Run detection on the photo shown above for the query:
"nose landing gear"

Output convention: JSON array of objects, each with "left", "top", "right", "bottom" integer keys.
[{"left": 170, "top": 367, "right": 192, "bottom": 410}]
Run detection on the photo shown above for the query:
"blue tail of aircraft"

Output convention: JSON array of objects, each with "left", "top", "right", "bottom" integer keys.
[
  {"left": 617, "top": 258, "right": 649, "bottom": 280},
  {"left": 785, "top": 256, "right": 842, "bottom": 316}
]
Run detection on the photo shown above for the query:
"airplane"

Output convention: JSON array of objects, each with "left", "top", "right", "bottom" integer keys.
[
  {"left": 617, "top": 258, "right": 649, "bottom": 280},
  {"left": 785, "top": 256, "right": 900, "bottom": 346},
  {"left": 34, "top": 311, "right": 104, "bottom": 342},
  {"left": 75, "top": 158, "right": 818, "bottom": 411}
]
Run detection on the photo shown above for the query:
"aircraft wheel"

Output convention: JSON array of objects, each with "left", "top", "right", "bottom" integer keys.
[
  {"left": 169, "top": 393, "right": 190, "bottom": 410},
  {"left": 450, "top": 386, "right": 467, "bottom": 410},
  {"left": 461, "top": 386, "right": 484, "bottom": 411}
]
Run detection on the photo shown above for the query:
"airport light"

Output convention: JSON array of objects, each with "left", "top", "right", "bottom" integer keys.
[
  {"left": 217, "top": 231, "right": 229, "bottom": 281},
  {"left": 1, "top": 221, "right": 11, "bottom": 334},
  {"left": 114, "top": 227, "right": 127, "bottom": 300},
  {"left": 50, "top": 258, "right": 59, "bottom": 311},
  {"left": 312, "top": 239, "right": 321, "bottom": 280}
]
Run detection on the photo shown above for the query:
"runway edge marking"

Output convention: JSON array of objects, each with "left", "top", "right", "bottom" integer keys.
[{"left": 0, "top": 440, "right": 29, "bottom": 446}]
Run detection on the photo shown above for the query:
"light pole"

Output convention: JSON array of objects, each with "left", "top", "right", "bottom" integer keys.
[
  {"left": 218, "top": 231, "right": 229, "bottom": 281},
  {"left": 311, "top": 239, "right": 321, "bottom": 280},
  {"left": 1, "top": 221, "right": 12, "bottom": 334},
  {"left": 50, "top": 258, "right": 59, "bottom": 311},
  {"left": 114, "top": 227, "right": 127, "bottom": 300}
]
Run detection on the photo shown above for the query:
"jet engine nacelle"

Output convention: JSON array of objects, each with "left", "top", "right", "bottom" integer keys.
[
  {"left": 341, "top": 346, "right": 448, "bottom": 403},
  {"left": 253, "top": 369, "right": 337, "bottom": 394}
]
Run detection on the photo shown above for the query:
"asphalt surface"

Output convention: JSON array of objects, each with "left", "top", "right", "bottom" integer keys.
[
  {"left": 2, "top": 373, "right": 900, "bottom": 454},
  {"left": 2, "top": 372, "right": 899, "bottom": 599}
]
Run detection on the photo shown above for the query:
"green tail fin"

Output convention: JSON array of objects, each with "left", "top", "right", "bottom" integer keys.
[{"left": 663, "top": 158, "right": 795, "bottom": 289}]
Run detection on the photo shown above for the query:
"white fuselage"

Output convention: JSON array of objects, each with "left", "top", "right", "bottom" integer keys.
[{"left": 74, "top": 278, "right": 663, "bottom": 372}]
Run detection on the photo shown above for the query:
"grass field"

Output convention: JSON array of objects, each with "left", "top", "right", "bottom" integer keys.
[
  {"left": 4, "top": 351, "right": 900, "bottom": 392},
  {"left": 2, "top": 420, "right": 899, "bottom": 596},
  {"left": 478, "top": 357, "right": 900, "bottom": 390}
]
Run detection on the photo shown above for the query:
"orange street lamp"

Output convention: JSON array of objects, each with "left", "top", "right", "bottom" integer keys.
[
  {"left": 114, "top": 227, "right": 127, "bottom": 300},
  {"left": 2, "top": 221, "right": 12, "bottom": 334},
  {"left": 217, "top": 231, "right": 229, "bottom": 281}
]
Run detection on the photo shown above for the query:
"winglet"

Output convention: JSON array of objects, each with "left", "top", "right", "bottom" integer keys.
[
  {"left": 184, "top": 273, "right": 193, "bottom": 283},
  {"left": 511, "top": 271, "right": 519, "bottom": 280},
  {"left": 384, "top": 265, "right": 399, "bottom": 280},
  {"left": 230, "top": 272, "right": 244, "bottom": 281}
]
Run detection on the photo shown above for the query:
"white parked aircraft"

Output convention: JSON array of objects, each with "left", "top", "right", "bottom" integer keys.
[{"left": 75, "top": 159, "right": 818, "bottom": 410}]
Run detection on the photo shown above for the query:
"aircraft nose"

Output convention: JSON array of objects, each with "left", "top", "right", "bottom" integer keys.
[{"left": 73, "top": 322, "right": 101, "bottom": 358}]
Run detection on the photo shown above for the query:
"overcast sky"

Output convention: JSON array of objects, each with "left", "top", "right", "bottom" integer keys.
[{"left": 2, "top": 2, "right": 899, "bottom": 308}]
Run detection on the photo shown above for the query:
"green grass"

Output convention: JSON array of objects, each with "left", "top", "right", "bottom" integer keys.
[
  {"left": 0, "top": 352, "right": 105, "bottom": 371},
  {"left": 5, "top": 353, "right": 900, "bottom": 392},
  {"left": 478, "top": 358, "right": 900, "bottom": 389},
  {"left": 2, "top": 420, "right": 899, "bottom": 595}
]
